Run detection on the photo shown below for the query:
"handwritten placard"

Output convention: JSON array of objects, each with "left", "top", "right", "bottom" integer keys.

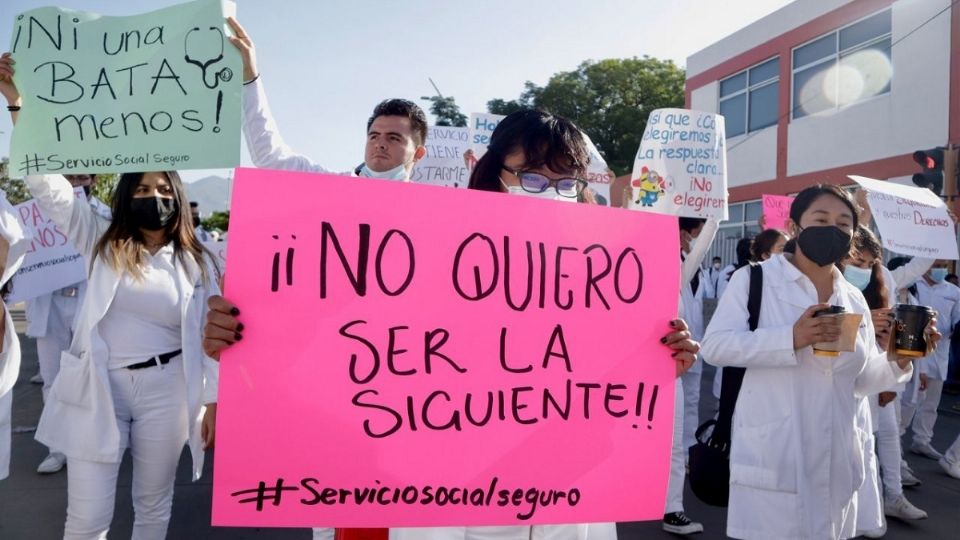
[
  {"left": 761, "top": 194, "right": 794, "bottom": 231},
  {"left": 469, "top": 113, "right": 504, "bottom": 162},
  {"left": 213, "top": 167, "right": 680, "bottom": 527},
  {"left": 411, "top": 126, "right": 470, "bottom": 188},
  {"left": 584, "top": 133, "right": 614, "bottom": 207},
  {"left": 7, "top": 188, "right": 87, "bottom": 302},
  {"left": 849, "top": 175, "right": 959, "bottom": 260},
  {"left": 8, "top": 0, "right": 241, "bottom": 176},
  {"left": 628, "top": 108, "right": 727, "bottom": 220}
]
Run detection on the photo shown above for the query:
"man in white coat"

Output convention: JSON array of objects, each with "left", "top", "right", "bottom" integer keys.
[
  {"left": 0, "top": 189, "right": 32, "bottom": 481},
  {"left": 26, "top": 173, "right": 112, "bottom": 475},
  {"left": 901, "top": 261, "right": 960, "bottom": 460}
]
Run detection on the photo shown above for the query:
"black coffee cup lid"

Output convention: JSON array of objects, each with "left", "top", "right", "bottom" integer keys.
[
  {"left": 895, "top": 304, "right": 932, "bottom": 313},
  {"left": 815, "top": 305, "right": 846, "bottom": 317}
]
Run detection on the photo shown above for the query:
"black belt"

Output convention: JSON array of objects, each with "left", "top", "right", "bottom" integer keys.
[{"left": 126, "top": 349, "right": 182, "bottom": 370}]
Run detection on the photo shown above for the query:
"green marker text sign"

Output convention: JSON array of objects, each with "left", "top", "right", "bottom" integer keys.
[{"left": 9, "top": 0, "right": 240, "bottom": 175}]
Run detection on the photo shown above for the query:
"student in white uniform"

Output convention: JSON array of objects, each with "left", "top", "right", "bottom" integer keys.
[
  {"left": 28, "top": 173, "right": 113, "bottom": 475},
  {"left": 23, "top": 171, "right": 220, "bottom": 540},
  {"left": 204, "top": 110, "right": 703, "bottom": 540},
  {"left": 0, "top": 189, "right": 31, "bottom": 482},
  {"left": 900, "top": 261, "right": 960, "bottom": 462},
  {"left": 702, "top": 185, "right": 937, "bottom": 539},
  {"left": 227, "top": 17, "right": 425, "bottom": 184}
]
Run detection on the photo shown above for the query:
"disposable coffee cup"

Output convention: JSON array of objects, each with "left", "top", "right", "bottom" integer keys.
[
  {"left": 813, "top": 306, "right": 862, "bottom": 356},
  {"left": 894, "top": 304, "right": 933, "bottom": 357}
]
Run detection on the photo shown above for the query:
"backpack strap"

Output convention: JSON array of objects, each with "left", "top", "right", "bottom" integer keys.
[{"left": 711, "top": 262, "right": 762, "bottom": 446}]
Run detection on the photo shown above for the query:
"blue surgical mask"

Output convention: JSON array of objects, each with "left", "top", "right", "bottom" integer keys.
[
  {"left": 358, "top": 163, "right": 408, "bottom": 181},
  {"left": 931, "top": 267, "right": 949, "bottom": 283},
  {"left": 843, "top": 265, "right": 872, "bottom": 291}
]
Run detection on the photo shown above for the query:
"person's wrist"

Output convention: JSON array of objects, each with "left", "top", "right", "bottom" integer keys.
[{"left": 4, "top": 95, "right": 21, "bottom": 108}]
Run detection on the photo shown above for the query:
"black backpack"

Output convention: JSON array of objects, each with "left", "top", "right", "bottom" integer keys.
[{"left": 687, "top": 262, "right": 762, "bottom": 507}]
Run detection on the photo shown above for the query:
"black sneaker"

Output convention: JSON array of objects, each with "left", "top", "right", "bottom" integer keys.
[{"left": 662, "top": 512, "right": 704, "bottom": 535}]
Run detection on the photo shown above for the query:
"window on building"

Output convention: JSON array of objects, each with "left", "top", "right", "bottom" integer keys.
[
  {"left": 792, "top": 9, "right": 892, "bottom": 118},
  {"left": 719, "top": 57, "right": 780, "bottom": 138},
  {"left": 705, "top": 200, "right": 763, "bottom": 267}
]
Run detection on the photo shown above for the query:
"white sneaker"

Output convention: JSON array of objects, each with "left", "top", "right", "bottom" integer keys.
[
  {"left": 36, "top": 452, "right": 66, "bottom": 474},
  {"left": 884, "top": 494, "right": 927, "bottom": 520},
  {"left": 940, "top": 457, "right": 960, "bottom": 479},
  {"left": 910, "top": 442, "right": 944, "bottom": 460},
  {"left": 900, "top": 465, "right": 922, "bottom": 487},
  {"left": 860, "top": 523, "right": 886, "bottom": 538},
  {"left": 29, "top": 372, "right": 43, "bottom": 384}
]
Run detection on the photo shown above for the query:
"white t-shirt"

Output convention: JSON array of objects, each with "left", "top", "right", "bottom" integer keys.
[{"left": 99, "top": 244, "right": 182, "bottom": 368}]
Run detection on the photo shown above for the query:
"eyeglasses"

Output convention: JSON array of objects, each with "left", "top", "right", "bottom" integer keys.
[{"left": 502, "top": 168, "right": 587, "bottom": 198}]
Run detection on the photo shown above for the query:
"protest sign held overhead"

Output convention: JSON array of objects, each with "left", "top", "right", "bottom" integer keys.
[
  {"left": 849, "top": 175, "right": 959, "bottom": 260},
  {"left": 213, "top": 167, "right": 680, "bottom": 528},
  {"left": 628, "top": 108, "right": 727, "bottom": 220},
  {"left": 469, "top": 112, "right": 504, "bottom": 163},
  {"left": 7, "top": 188, "right": 88, "bottom": 302},
  {"left": 8, "top": 0, "right": 241, "bottom": 176},
  {"left": 410, "top": 125, "right": 470, "bottom": 188}
]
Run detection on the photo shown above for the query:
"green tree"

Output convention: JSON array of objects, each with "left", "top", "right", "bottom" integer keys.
[
  {"left": 487, "top": 56, "right": 686, "bottom": 175},
  {"left": 0, "top": 160, "right": 119, "bottom": 206},
  {"left": 203, "top": 210, "right": 230, "bottom": 233},
  {"left": 423, "top": 95, "right": 467, "bottom": 127},
  {"left": 90, "top": 173, "right": 119, "bottom": 204},
  {"left": 0, "top": 157, "right": 32, "bottom": 204}
]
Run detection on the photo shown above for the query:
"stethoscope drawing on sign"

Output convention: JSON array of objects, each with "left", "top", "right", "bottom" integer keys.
[{"left": 184, "top": 26, "right": 234, "bottom": 89}]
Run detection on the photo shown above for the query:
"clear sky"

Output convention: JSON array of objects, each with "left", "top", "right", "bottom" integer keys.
[{"left": 0, "top": 0, "right": 793, "bottom": 182}]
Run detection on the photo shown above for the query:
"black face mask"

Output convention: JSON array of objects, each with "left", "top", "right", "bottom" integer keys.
[
  {"left": 130, "top": 196, "right": 178, "bottom": 231},
  {"left": 192, "top": 216, "right": 202, "bottom": 228},
  {"left": 797, "top": 225, "right": 851, "bottom": 267}
]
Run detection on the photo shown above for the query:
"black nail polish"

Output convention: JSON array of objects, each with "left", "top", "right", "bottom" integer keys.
[
  {"left": 235, "top": 332, "right": 243, "bottom": 341},
  {"left": 660, "top": 337, "right": 667, "bottom": 344},
  {"left": 672, "top": 352, "right": 679, "bottom": 357},
  {"left": 236, "top": 323, "right": 245, "bottom": 332},
  {"left": 670, "top": 320, "right": 679, "bottom": 328},
  {"left": 230, "top": 307, "right": 240, "bottom": 316}
]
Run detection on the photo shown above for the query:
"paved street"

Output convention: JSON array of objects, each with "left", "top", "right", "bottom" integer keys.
[{"left": 2, "top": 310, "right": 958, "bottom": 539}]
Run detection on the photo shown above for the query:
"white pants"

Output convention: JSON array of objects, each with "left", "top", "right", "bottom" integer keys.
[
  {"left": 900, "top": 378, "right": 945, "bottom": 447},
  {"left": 664, "top": 379, "right": 685, "bottom": 515},
  {"left": 37, "top": 294, "right": 79, "bottom": 401},
  {"left": 855, "top": 398, "right": 883, "bottom": 534},
  {"left": 873, "top": 397, "right": 903, "bottom": 498},
  {"left": 680, "top": 368, "right": 700, "bottom": 456},
  {"left": 944, "top": 434, "right": 960, "bottom": 466},
  {"left": 64, "top": 358, "right": 188, "bottom": 540}
]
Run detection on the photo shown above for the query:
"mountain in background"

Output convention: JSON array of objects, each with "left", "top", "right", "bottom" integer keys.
[{"left": 185, "top": 175, "right": 231, "bottom": 214}]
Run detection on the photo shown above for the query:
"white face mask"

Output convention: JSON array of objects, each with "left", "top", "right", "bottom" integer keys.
[
  {"left": 358, "top": 163, "right": 408, "bottom": 181},
  {"left": 713, "top": 262, "right": 722, "bottom": 270},
  {"left": 499, "top": 177, "right": 577, "bottom": 203}
]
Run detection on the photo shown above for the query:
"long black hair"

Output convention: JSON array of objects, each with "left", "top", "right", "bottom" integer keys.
[
  {"left": 468, "top": 109, "right": 590, "bottom": 193},
  {"left": 93, "top": 171, "right": 217, "bottom": 283}
]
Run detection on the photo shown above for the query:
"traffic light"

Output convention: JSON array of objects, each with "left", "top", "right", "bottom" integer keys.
[{"left": 912, "top": 148, "right": 945, "bottom": 196}]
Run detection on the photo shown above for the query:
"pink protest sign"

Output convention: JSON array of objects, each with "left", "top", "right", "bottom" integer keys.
[
  {"left": 213, "top": 167, "right": 680, "bottom": 528},
  {"left": 762, "top": 194, "right": 794, "bottom": 231}
]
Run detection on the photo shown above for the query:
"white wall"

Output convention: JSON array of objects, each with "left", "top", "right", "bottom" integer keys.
[
  {"left": 691, "top": 82, "right": 779, "bottom": 187},
  {"left": 787, "top": 0, "right": 951, "bottom": 176},
  {"left": 687, "top": 0, "right": 848, "bottom": 77}
]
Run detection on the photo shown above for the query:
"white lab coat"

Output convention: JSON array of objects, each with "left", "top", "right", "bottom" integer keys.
[
  {"left": 701, "top": 254, "right": 911, "bottom": 539},
  {"left": 914, "top": 279, "right": 960, "bottom": 380},
  {"left": 25, "top": 174, "right": 220, "bottom": 480},
  {"left": 0, "top": 189, "right": 32, "bottom": 480}
]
